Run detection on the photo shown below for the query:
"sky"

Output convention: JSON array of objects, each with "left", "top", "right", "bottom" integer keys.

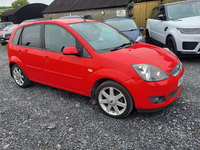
[{"left": 0, "top": 0, "right": 54, "bottom": 7}]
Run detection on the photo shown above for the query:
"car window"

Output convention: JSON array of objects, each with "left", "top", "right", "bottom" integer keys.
[
  {"left": 0, "top": 24, "right": 6, "bottom": 29},
  {"left": 7, "top": 24, "right": 18, "bottom": 32},
  {"left": 3, "top": 26, "right": 11, "bottom": 31},
  {"left": 45, "top": 24, "right": 76, "bottom": 53},
  {"left": 167, "top": 1, "right": 200, "bottom": 19},
  {"left": 159, "top": 6, "right": 165, "bottom": 16},
  {"left": 105, "top": 19, "right": 138, "bottom": 31},
  {"left": 149, "top": 8, "right": 159, "bottom": 19},
  {"left": 21, "top": 24, "right": 41, "bottom": 48},
  {"left": 12, "top": 27, "right": 23, "bottom": 45}
]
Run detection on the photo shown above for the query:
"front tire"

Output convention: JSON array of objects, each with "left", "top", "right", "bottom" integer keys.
[
  {"left": 166, "top": 36, "right": 180, "bottom": 57},
  {"left": 1, "top": 42, "right": 7, "bottom": 46},
  {"left": 12, "top": 64, "right": 32, "bottom": 88},
  {"left": 95, "top": 80, "right": 134, "bottom": 119}
]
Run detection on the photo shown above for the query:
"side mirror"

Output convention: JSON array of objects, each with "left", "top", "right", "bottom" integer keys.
[
  {"left": 158, "top": 14, "right": 165, "bottom": 20},
  {"left": 140, "top": 27, "right": 144, "bottom": 31},
  {"left": 63, "top": 46, "right": 78, "bottom": 55}
]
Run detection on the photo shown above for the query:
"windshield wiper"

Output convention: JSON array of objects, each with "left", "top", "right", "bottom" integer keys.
[
  {"left": 110, "top": 42, "right": 132, "bottom": 51},
  {"left": 122, "top": 29, "right": 137, "bottom": 32}
]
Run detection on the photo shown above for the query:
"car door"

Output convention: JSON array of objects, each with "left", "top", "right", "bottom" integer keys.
[
  {"left": 153, "top": 6, "right": 168, "bottom": 43},
  {"left": 42, "top": 24, "right": 87, "bottom": 93},
  {"left": 148, "top": 7, "right": 159, "bottom": 40},
  {"left": 17, "top": 24, "right": 45, "bottom": 82}
]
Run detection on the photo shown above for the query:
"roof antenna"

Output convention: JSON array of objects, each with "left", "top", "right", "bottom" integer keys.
[{"left": 79, "top": 15, "right": 86, "bottom": 22}]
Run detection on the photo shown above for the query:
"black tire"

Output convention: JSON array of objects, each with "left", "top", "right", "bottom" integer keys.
[
  {"left": 95, "top": 80, "right": 134, "bottom": 119},
  {"left": 146, "top": 30, "right": 153, "bottom": 44},
  {"left": 1, "top": 42, "right": 7, "bottom": 46},
  {"left": 166, "top": 36, "right": 180, "bottom": 57},
  {"left": 11, "top": 64, "right": 32, "bottom": 88}
]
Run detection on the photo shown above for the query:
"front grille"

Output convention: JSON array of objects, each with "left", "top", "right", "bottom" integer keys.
[
  {"left": 182, "top": 42, "right": 198, "bottom": 50},
  {"left": 169, "top": 86, "right": 180, "bottom": 100}
]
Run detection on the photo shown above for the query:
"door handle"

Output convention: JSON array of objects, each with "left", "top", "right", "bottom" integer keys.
[
  {"left": 17, "top": 50, "right": 22, "bottom": 55},
  {"left": 44, "top": 56, "right": 51, "bottom": 61}
]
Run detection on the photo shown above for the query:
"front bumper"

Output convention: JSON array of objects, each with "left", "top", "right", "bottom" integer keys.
[
  {"left": 123, "top": 68, "right": 184, "bottom": 110},
  {"left": 175, "top": 33, "right": 200, "bottom": 55}
]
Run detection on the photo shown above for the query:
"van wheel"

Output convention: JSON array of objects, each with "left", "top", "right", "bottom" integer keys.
[
  {"left": 12, "top": 64, "right": 32, "bottom": 88},
  {"left": 166, "top": 36, "right": 180, "bottom": 57},
  {"left": 95, "top": 80, "right": 134, "bottom": 119}
]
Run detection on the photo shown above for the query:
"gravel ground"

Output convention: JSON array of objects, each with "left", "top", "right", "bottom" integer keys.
[{"left": 0, "top": 45, "right": 199, "bottom": 150}]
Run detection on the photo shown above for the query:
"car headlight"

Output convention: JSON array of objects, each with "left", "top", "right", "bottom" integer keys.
[
  {"left": 5, "top": 34, "right": 11, "bottom": 40},
  {"left": 132, "top": 64, "right": 169, "bottom": 81},
  {"left": 135, "top": 35, "right": 143, "bottom": 42},
  {"left": 170, "top": 61, "right": 182, "bottom": 77},
  {"left": 177, "top": 28, "right": 200, "bottom": 34}
]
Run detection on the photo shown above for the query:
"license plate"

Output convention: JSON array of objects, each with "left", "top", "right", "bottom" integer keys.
[{"left": 178, "top": 75, "right": 184, "bottom": 87}]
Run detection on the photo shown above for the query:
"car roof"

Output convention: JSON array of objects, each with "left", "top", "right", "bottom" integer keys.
[
  {"left": 104, "top": 17, "right": 133, "bottom": 22},
  {"left": 17, "top": 18, "right": 100, "bottom": 29},
  {"left": 160, "top": 0, "right": 199, "bottom": 6},
  {"left": 21, "top": 18, "right": 99, "bottom": 26},
  {"left": 59, "top": 15, "right": 91, "bottom": 19}
]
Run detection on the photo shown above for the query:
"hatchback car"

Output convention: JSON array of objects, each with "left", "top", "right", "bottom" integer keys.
[
  {"left": 0, "top": 24, "right": 14, "bottom": 34},
  {"left": 146, "top": 0, "right": 200, "bottom": 56},
  {"left": 104, "top": 17, "right": 145, "bottom": 42},
  {"left": 7, "top": 19, "right": 184, "bottom": 118},
  {"left": 0, "top": 22, "right": 13, "bottom": 31},
  {"left": 0, "top": 24, "right": 18, "bottom": 45}
]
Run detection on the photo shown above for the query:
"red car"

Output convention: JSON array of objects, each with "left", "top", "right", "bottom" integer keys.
[
  {"left": 7, "top": 19, "right": 184, "bottom": 118},
  {"left": 0, "top": 24, "right": 15, "bottom": 34}
]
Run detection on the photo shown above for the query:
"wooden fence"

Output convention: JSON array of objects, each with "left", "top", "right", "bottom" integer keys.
[{"left": 132, "top": 1, "right": 159, "bottom": 35}]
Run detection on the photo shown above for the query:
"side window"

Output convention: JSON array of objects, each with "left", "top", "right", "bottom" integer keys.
[
  {"left": 45, "top": 24, "right": 76, "bottom": 53},
  {"left": 159, "top": 7, "right": 165, "bottom": 16},
  {"left": 21, "top": 24, "right": 41, "bottom": 48},
  {"left": 150, "top": 8, "right": 159, "bottom": 19},
  {"left": 12, "top": 27, "right": 23, "bottom": 45}
]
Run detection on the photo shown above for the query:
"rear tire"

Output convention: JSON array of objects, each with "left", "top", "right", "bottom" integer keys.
[
  {"left": 12, "top": 64, "right": 32, "bottom": 88},
  {"left": 95, "top": 80, "right": 134, "bottom": 119}
]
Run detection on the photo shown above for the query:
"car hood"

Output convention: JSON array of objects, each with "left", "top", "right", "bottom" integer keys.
[
  {"left": 168, "top": 16, "right": 200, "bottom": 28},
  {"left": 122, "top": 29, "right": 140, "bottom": 41},
  {"left": 101, "top": 43, "right": 179, "bottom": 73}
]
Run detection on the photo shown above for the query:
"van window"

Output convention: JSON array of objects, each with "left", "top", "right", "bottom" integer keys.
[{"left": 21, "top": 24, "right": 41, "bottom": 48}]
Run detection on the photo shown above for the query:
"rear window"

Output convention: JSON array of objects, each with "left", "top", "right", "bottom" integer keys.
[{"left": 12, "top": 27, "right": 23, "bottom": 45}]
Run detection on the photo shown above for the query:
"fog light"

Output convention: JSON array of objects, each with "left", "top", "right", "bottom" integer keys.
[{"left": 149, "top": 96, "right": 165, "bottom": 104}]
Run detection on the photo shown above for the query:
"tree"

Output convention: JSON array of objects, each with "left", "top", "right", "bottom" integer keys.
[{"left": 12, "top": 0, "right": 30, "bottom": 8}]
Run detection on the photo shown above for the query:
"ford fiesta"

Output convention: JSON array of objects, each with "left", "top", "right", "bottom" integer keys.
[{"left": 7, "top": 19, "right": 184, "bottom": 118}]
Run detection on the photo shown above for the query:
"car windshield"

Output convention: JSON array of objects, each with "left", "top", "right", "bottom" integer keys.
[
  {"left": 167, "top": 1, "right": 200, "bottom": 19},
  {"left": 69, "top": 22, "right": 134, "bottom": 53},
  {"left": 3, "top": 25, "right": 12, "bottom": 31},
  {"left": 105, "top": 19, "right": 138, "bottom": 32},
  {"left": 7, "top": 24, "right": 18, "bottom": 31}
]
